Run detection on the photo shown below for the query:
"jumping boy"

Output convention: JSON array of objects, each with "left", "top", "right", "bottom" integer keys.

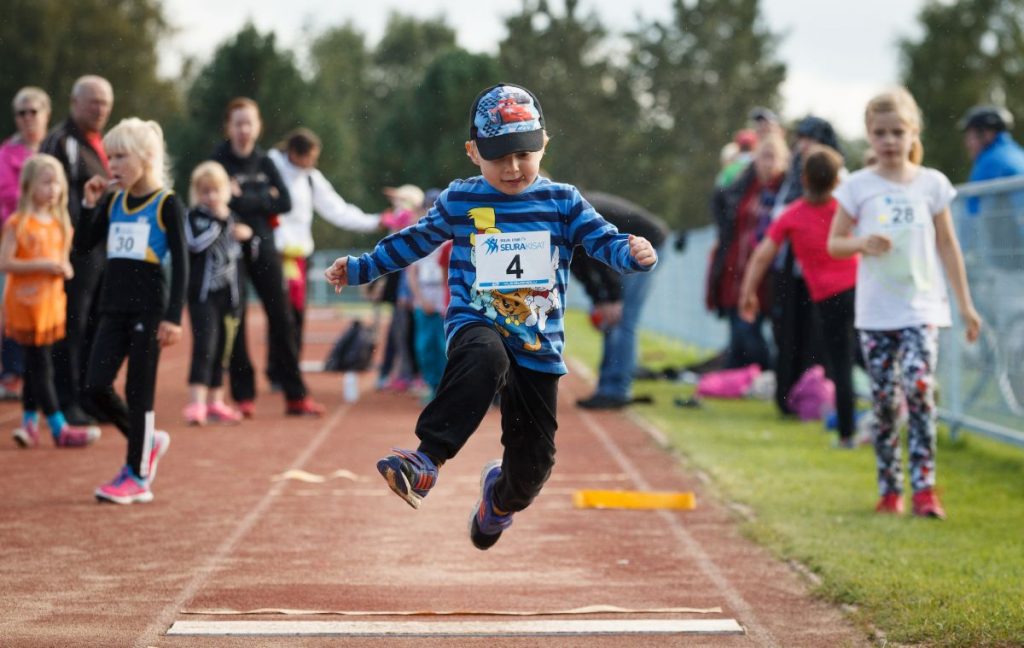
[{"left": 324, "top": 83, "right": 657, "bottom": 549}]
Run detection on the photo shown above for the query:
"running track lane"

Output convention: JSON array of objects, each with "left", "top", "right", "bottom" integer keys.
[{"left": 0, "top": 307, "right": 866, "bottom": 647}]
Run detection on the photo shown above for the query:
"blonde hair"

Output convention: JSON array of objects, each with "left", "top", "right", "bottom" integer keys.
[
  {"left": 15, "top": 154, "right": 71, "bottom": 244},
  {"left": 12, "top": 86, "right": 51, "bottom": 114},
  {"left": 865, "top": 87, "right": 924, "bottom": 165},
  {"left": 103, "top": 117, "right": 170, "bottom": 188},
  {"left": 189, "top": 161, "right": 231, "bottom": 208}
]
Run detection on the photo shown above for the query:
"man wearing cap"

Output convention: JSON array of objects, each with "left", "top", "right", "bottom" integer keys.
[
  {"left": 749, "top": 106, "right": 782, "bottom": 139},
  {"left": 959, "top": 106, "right": 1024, "bottom": 260},
  {"left": 960, "top": 105, "right": 1024, "bottom": 185},
  {"left": 325, "top": 83, "right": 656, "bottom": 550}
]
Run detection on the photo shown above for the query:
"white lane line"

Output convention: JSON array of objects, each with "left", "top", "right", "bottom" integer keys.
[
  {"left": 565, "top": 360, "right": 776, "bottom": 647},
  {"left": 133, "top": 402, "right": 353, "bottom": 648},
  {"left": 168, "top": 618, "right": 744, "bottom": 636}
]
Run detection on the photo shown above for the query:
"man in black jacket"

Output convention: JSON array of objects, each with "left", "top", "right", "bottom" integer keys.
[
  {"left": 572, "top": 192, "right": 669, "bottom": 409},
  {"left": 41, "top": 75, "right": 114, "bottom": 425}
]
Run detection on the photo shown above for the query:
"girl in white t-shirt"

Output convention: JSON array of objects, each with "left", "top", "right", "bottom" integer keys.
[{"left": 827, "top": 88, "right": 981, "bottom": 520}]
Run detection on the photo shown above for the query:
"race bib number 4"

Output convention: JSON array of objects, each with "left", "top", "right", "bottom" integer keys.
[
  {"left": 475, "top": 231, "right": 552, "bottom": 290},
  {"left": 107, "top": 221, "right": 149, "bottom": 261}
]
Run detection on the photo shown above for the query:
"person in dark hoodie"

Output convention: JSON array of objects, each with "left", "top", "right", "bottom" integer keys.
[
  {"left": 40, "top": 75, "right": 113, "bottom": 425},
  {"left": 571, "top": 191, "right": 669, "bottom": 409},
  {"left": 767, "top": 116, "right": 844, "bottom": 417},
  {"left": 210, "top": 97, "right": 323, "bottom": 417}
]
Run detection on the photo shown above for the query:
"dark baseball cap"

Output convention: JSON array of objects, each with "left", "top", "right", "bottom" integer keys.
[
  {"left": 748, "top": 106, "right": 779, "bottom": 124},
  {"left": 469, "top": 83, "right": 546, "bottom": 161},
  {"left": 958, "top": 105, "right": 1014, "bottom": 132}
]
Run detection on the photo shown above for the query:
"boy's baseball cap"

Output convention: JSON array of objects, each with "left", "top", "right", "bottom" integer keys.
[{"left": 469, "top": 83, "right": 545, "bottom": 161}]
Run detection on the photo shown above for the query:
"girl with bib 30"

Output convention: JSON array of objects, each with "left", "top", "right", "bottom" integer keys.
[
  {"left": 77, "top": 118, "right": 187, "bottom": 504},
  {"left": 828, "top": 88, "right": 981, "bottom": 520}
]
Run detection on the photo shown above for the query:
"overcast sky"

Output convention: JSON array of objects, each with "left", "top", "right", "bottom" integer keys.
[{"left": 160, "top": 0, "right": 926, "bottom": 138}]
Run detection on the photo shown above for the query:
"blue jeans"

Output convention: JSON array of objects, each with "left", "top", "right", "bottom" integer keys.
[
  {"left": 726, "top": 309, "right": 771, "bottom": 370},
  {"left": 595, "top": 268, "right": 656, "bottom": 400}
]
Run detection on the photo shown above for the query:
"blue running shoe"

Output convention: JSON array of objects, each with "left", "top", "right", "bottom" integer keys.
[
  {"left": 376, "top": 448, "right": 437, "bottom": 509},
  {"left": 469, "top": 460, "right": 513, "bottom": 550}
]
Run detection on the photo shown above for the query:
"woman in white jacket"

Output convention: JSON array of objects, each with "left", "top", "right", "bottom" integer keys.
[{"left": 267, "top": 128, "right": 380, "bottom": 385}]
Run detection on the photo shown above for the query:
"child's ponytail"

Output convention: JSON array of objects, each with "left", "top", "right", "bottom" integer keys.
[{"left": 910, "top": 137, "right": 924, "bottom": 165}]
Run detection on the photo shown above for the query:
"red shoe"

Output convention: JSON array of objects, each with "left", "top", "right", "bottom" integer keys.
[
  {"left": 875, "top": 492, "right": 904, "bottom": 515},
  {"left": 236, "top": 400, "right": 256, "bottom": 419},
  {"left": 912, "top": 488, "right": 946, "bottom": 520},
  {"left": 286, "top": 397, "right": 325, "bottom": 417}
]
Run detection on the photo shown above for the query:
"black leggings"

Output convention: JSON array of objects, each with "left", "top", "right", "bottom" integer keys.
[
  {"left": 53, "top": 246, "right": 105, "bottom": 410},
  {"left": 22, "top": 344, "right": 59, "bottom": 417},
  {"left": 189, "top": 289, "right": 239, "bottom": 388},
  {"left": 415, "top": 325, "right": 560, "bottom": 514},
  {"left": 230, "top": 237, "right": 306, "bottom": 402},
  {"left": 83, "top": 312, "right": 162, "bottom": 477},
  {"left": 771, "top": 258, "right": 824, "bottom": 415},
  {"left": 814, "top": 289, "right": 859, "bottom": 439}
]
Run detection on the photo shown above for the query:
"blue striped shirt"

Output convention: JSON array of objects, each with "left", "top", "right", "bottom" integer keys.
[{"left": 347, "top": 176, "right": 653, "bottom": 374}]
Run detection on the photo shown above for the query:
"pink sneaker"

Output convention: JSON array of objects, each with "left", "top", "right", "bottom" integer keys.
[
  {"left": 146, "top": 430, "right": 170, "bottom": 484},
  {"left": 95, "top": 466, "right": 153, "bottom": 504},
  {"left": 12, "top": 419, "right": 40, "bottom": 448},
  {"left": 54, "top": 425, "right": 101, "bottom": 447},
  {"left": 207, "top": 401, "right": 242, "bottom": 425},
  {"left": 183, "top": 402, "right": 207, "bottom": 426}
]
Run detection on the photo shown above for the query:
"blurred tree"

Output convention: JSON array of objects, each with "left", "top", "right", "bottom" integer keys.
[
  {"left": 0, "top": 0, "right": 179, "bottom": 130},
  {"left": 498, "top": 0, "right": 645, "bottom": 206},
  {"left": 901, "top": 0, "right": 1024, "bottom": 181},
  {"left": 365, "top": 13, "right": 459, "bottom": 188},
  {"left": 305, "top": 23, "right": 377, "bottom": 250},
  {"left": 169, "top": 23, "right": 310, "bottom": 194},
  {"left": 629, "top": 0, "right": 785, "bottom": 228},
  {"left": 404, "top": 49, "right": 503, "bottom": 187}
]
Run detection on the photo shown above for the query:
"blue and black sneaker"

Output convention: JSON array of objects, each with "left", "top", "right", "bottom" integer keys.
[
  {"left": 376, "top": 448, "right": 438, "bottom": 509},
  {"left": 469, "top": 460, "right": 514, "bottom": 550}
]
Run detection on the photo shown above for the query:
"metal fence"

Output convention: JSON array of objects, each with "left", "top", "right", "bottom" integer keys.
[
  {"left": 941, "top": 176, "right": 1024, "bottom": 446},
  {"left": 309, "top": 179, "right": 1023, "bottom": 446}
]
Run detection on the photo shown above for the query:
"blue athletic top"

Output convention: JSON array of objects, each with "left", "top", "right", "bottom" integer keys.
[
  {"left": 74, "top": 189, "right": 188, "bottom": 323},
  {"left": 107, "top": 189, "right": 172, "bottom": 264},
  {"left": 346, "top": 176, "right": 653, "bottom": 374}
]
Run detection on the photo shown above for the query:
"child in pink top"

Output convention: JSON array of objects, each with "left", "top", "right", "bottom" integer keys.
[{"left": 739, "top": 145, "right": 860, "bottom": 445}]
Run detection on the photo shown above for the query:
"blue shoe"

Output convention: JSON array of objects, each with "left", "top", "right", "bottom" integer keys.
[
  {"left": 469, "top": 460, "right": 513, "bottom": 550},
  {"left": 376, "top": 448, "right": 437, "bottom": 509}
]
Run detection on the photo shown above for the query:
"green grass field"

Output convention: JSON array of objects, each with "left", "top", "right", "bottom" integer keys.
[{"left": 564, "top": 310, "right": 1024, "bottom": 647}]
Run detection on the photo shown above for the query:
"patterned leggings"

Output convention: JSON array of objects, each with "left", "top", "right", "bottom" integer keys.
[{"left": 859, "top": 326, "right": 939, "bottom": 496}]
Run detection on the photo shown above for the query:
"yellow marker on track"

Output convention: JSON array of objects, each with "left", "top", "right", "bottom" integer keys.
[{"left": 573, "top": 490, "right": 696, "bottom": 510}]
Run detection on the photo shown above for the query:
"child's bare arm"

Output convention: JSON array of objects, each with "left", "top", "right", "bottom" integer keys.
[
  {"left": 738, "top": 237, "right": 779, "bottom": 322},
  {"left": 934, "top": 208, "right": 981, "bottom": 342},
  {"left": 827, "top": 204, "right": 890, "bottom": 258},
  {"left": 0, "top": 226, "right": 64, "bottom": 275}
]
